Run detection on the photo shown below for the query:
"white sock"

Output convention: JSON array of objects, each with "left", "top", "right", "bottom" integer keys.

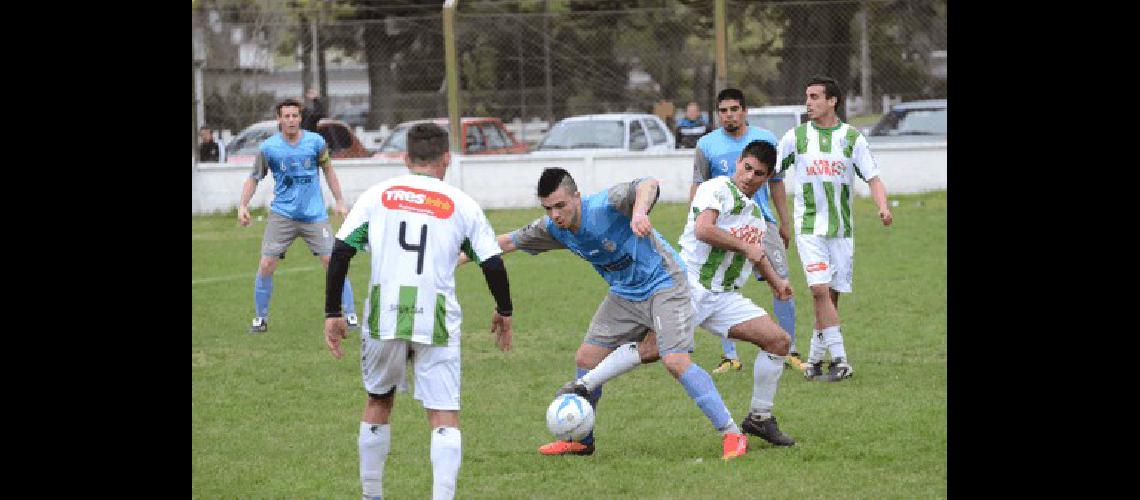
[
  {"left": 430, "top": 426, "right": 462, "bottom": 500},
  {"left": 359, "top": 422, "right": 390, "bottom": 498},
  {"left": 749, "top": 350, "right": 784, "bottom": 417},
  {"left": 823, "top": 325, "right": 847, "bottom": 360},
  {"left": 808, "top": 328, "right": 826, "bottom": 363},
  {"left": 579, "top": 343, "right": 641, "bottom": 391}
]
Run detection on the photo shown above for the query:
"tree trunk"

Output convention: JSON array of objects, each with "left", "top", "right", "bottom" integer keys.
[
  {"left": 363, "top": 21, "right": 397, "bottom": 128},
  {"left": 299, "top": 15, "right": 313, "bottom": 96}
]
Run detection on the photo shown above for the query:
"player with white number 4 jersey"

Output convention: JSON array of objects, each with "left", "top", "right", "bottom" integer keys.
[
  {"left": 323, "top": 123, "right": 514, "bottom": 500},
  {"left": 774, "top": 76, "right": 893, "bottom": 382}
]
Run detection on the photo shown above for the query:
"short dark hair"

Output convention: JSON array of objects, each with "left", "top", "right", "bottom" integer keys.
[
  {"left": 807, "top": 76, "right": 843, "bottom": 114},
  {"left": 740, "top": 140, "right": 776, "bottom": 175},
  {"left": 406, "top": 123, "right": 449, "bottom": 164},
  {"left": 716, "top": 88, "right": 746, "bottom": 109},
  {"left": 537, "top": 167, "right": 578, "bottom": 198},
  {"left": 275, "top": 98, "right": 303, "bottom": 116}
]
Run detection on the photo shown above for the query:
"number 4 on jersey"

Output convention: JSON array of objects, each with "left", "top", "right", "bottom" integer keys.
[{"left": 399, "top": 221, "right": 428, "bottom": 275}]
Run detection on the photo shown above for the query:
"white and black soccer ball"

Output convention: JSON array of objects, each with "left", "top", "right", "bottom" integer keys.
[{"left": 545, "top": 393, "right": 595, "bottom": 441}]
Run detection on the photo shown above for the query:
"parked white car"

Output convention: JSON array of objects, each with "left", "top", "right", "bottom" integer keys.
[
  {"left": 868, "top": 99, "right": 946, "bottom": 144},
  {"left": 533, "top": 113, "right": 675, "bottom": 154},
  {"left": 746, "top": 105, "right": 807, "bottom": 139}
]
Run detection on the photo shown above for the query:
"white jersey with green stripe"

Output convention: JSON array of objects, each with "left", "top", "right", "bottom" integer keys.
[
  {"left": 775, "top": 121, "right": 881, "bottom": 238},
  {"left": 679, "top": 176, "right": 767, "bottom": 293},
  {"left": 335, "top": 173, "right": 502, "bottom": 347}
]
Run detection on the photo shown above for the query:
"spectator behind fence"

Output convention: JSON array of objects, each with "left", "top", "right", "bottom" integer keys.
[
  {"left": 675, "top": 102, "right": 711, "bottom": 149},
  {"left": 199, "top": 126, "right": 221, "bottom": 162},
  {"left": 301, "top": 88, "right": 327, "bottom": 132}
]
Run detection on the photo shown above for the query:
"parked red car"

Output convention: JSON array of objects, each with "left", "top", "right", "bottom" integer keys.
[
  {"left": 373, "top": 117, "right": 528, "bottom": 159},
  {"left": 226, "top": 119, "right": 371, "bottom": 163}
]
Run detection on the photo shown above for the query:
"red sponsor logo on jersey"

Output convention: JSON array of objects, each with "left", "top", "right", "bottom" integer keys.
[
  {"left": 806, "top": 159, "right": 847, "bottom": 176},
  {"left": 381, "top": 186, "right": 455, "bottom": 219},
  {"left": 728, "top": 224, "right": 763, "bottom": 245},
  {"left": 805, "top": 262, "right": 829, "bottom": 272}
]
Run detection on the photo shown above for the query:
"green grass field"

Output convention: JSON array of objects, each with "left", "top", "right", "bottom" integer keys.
[{"left": 192, "top": 190, "right": 947, "bottom": 498}]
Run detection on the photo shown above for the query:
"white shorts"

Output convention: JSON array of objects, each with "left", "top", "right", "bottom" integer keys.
[
  {"left": 361, "top": 337, "right": 461, "bottom": 411},
  {"left": 690, "top": 284, "right": 767, "bottom": 338},
  {"left": 795, "top": 234, "right": 854, "bottom": 293}
]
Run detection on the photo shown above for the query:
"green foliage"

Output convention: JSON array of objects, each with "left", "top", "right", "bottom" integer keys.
[{"left": 194, "top": 191, "right": 946, "bottom": 498}]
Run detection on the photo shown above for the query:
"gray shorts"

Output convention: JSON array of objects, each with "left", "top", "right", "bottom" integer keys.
[
  {"left": 755, "top": 220, "right": 790, "bottom": 280},
  {"left": 260, "top": 210, "right": 334, "bottom": 257},
  {"left": 584, "top": 279, "right": 696, "bottom": 357}
]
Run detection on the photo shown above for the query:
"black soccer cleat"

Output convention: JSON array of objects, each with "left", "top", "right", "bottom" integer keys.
[
  {"left": 740, "top": 412, "right": 795, "bottom": 447},
  {"left": 821, "top": 357, "right": 854, "bottom": 382},
  {"left": 555, "top": 380, "right": 591, "bottom": 400},
  {"left": 803, "top": 360, "right": 825, "bottom": 380}
]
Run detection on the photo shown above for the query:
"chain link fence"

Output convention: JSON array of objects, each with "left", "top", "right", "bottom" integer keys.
[{"left": 192, "top": 0, "right": 945, "bottom": 147}]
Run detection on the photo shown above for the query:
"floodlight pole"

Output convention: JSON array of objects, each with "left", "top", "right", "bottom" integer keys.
[{"left": 443, "top": 0, "right": 461, "bottom": 153}]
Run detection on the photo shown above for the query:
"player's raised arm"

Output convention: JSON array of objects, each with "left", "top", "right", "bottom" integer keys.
[{"left": 629, "top": 177, "right": 660, "bottom": 237}]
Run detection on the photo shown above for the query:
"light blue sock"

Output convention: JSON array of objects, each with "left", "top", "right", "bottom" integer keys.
[
  {"left": 773, "top": 298, "right": 796, "bottom": 348},
  {"left": 254, "top": 274, "right": 273, "bottom": 318},
  {"left": 721, "top": 338, "right": 738, "bottom": 360},
  {"left": 575, "top": 367, "right": 601, "bottom": 445},
  {"left": 678, "top": 364, "right": 738, "bottom": 434},
  {"left": 342, "top": 278, "right": 356, "bottom": 316}
]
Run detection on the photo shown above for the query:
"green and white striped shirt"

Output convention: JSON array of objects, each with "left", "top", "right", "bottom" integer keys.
[
  {"left": 679, "top": 176, "right": 767, "bottom": 292},
  {"left": 335, "top": 173, "right": 502, "bottom": 346},
  {"left": 775, "top": 121, "right": 880, "bottom": 238}
]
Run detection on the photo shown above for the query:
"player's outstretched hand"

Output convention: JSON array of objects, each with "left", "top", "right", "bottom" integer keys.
[
  {"left": 491, "top": 311, "right": 512, "bottom": 352},
  {"left": 771, "top": 279, "right": 794, "bottom": 300},
  {"left": 334, "top": 200, "right": 349, "bottom": 219},
  {"left": 879, "top": 207, "right": 893, "bottom": 226},
  {"left": 630, "top": 212, "right": 653, "bottom": 237},
  {"left": 325, "top": 317, "right": 348, "bottom": 359},
  {"left": 238, "top": 206, "right": 251, "bottom": 227}
]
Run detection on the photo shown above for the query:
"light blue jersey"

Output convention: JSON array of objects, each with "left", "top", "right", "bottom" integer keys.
[
  {"left": 250, "top": 131, "right": 331, "bottom": 223},
  {"left": 693, "top": 126, "right": 780, "bottom": 223},
  {"left": 510, "top": 180, "right": 687, "bottom": 302}
]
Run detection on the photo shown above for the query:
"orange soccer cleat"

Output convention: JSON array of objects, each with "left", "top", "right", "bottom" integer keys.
[
  {"left": 538, "top": 440, "right": 595, "bottom": 456},
  {"left": 722, "top": 432, "right": 748, "bottom": 460}
]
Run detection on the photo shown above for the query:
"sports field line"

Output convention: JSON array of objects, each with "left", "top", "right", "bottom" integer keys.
[{"left": 192, "top": 266, "right": 320, "bottom": 286}]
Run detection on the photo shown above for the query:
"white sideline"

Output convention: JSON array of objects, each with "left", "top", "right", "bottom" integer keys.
[{"left": 192, "top": 266, "right": 320, "bottom": 286}]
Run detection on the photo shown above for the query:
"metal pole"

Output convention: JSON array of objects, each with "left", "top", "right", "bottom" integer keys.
[
  {"left": 544, "top": 0, "right": 553, "bottom": 124},
  {"left": 714, "top": 0, "right": 727, "bottom": 94},
  {"left": 517, "top": 19, "right": 527, "bottom": 142},
  {"left": 859, "top": 1, "right": 870, "bottom": 115},
  {"left": 443, "top": 0, "right": 461, "bottom": 152}
]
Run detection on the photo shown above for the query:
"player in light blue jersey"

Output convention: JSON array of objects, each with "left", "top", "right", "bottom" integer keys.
[
  {"left": 693, "top": 88, "right": 801, "bottom": 371},
  {"left": 484, "top": 168, "right": 749, "bottom": 460},
  {"left": 237, "top": 98, "right": 357, "bottom": 334}
]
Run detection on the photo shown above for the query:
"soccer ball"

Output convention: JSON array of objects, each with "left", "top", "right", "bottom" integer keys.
[{"left": 545, "top": 393, "right": 595, "bottom": 441}]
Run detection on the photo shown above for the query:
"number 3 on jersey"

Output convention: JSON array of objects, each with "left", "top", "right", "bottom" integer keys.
[{"left": 399, "top": 221, "right": 428, "bottom": 275}]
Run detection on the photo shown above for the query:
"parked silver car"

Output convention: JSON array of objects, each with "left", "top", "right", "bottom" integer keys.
[{"left": 533, "top": 113, "right": 675, "bottom": 153}]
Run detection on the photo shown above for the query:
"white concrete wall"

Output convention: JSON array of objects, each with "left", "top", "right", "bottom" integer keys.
[{"left": 192, "top": 142, "right": 946, "bottom": 214}]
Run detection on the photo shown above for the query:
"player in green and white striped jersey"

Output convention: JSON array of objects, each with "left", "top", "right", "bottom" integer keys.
[
  {"left": 774, "top": 76, "right": 894, "bottom": 382},
  {"left": 322, "top": 123, "right": 515, "bottom": 500},
  {"left": 676, "top": 139, "right": 797, "bottom": 445}
]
